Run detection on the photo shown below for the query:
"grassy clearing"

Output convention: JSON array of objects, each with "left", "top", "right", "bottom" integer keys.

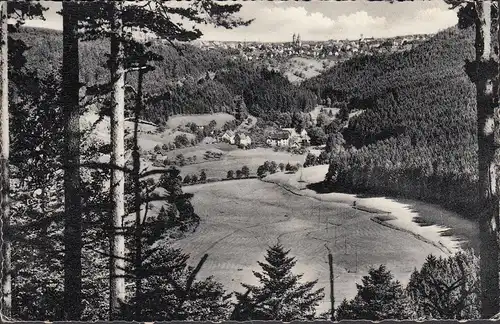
[
  {"left": 178, "top": 147, "right": 306, "bottom": 179},
  {"left": 166, "top": 113, "right": 235, "bottom": 130},
  {"left": 308, "top": 105, "right": 340, "bottom": 123},
  {"left": 177, "top": 179, "right": 449, "bottom": 314}
]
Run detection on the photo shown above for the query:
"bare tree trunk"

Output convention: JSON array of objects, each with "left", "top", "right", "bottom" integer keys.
[
  {"left": 475, "top": 0, "right": 500, "bottom": 318},
  {"left": 0, "top": 1, "right": 10, "bottom": 317},
  {"left": 133, "top": 62, "right": 144, "bottom": 321},
  {"left": 62, "top": 1, "right": 82, "bottom": 320},
  {"left": 109, "top": 1, "right": 126, "bottom": 319},
  {"left": 328, "top": 252, "right": 334, "bottom": 321}
]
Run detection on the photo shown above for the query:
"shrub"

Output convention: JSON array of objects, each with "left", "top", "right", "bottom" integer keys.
[
  {"left": 199, "top": 170, "right": 207, "bottom": 182},
  {"left": 174, "top": 134, "right": 190, "bottom": 148},
  {"left": 241, "top": 165, "right": 250, "bottom": 178}
]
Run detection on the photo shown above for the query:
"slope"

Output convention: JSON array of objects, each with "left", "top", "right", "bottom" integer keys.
[{"left": 302, "top": 26, "right": 479, "bottom": 217}]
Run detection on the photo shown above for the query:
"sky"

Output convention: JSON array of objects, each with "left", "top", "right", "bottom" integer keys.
[{"left": 24, "top": 1, "right": 459, "bottom": 42}]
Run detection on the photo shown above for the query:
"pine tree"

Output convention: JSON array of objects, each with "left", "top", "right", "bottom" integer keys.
[
  {"left": 108, "top": 2, "right": 127, "bottom": 319},
  {"left": 406, "top": 250, "right": 480, "bottom": 320},
  {"left": 127, "top": 248, "right": 232, "bottom": 321},
  {"left": 0, "top": 3, "right": 9, "bottom": 317},
  {"left": 0, "top": 2, "right": 45, "bottom": 317},
  {"left": 336, "top": 265, "right": 411, "bottom": 321},
  {"left": 62, "top": 1, "right": 83, "bottom": 319},
  {"left": 233, "top": 244, "right": 324, "bottom": 321}
]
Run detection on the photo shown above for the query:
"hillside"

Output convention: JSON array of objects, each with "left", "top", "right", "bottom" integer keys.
[
  {"left": 302, "top": 26, "right": 479, "bottom": 216},
  {"left": 12, "top": 27, "right": 317, "bottom": 124}
]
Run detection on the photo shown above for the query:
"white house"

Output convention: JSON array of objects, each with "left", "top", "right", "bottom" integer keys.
[
  {"left": 221, "top": 130, "right": 236, "bottom": 144},
  {"left": 235, "top": 133, "right": 252, "bottom": 148},
  {"left": 282, "top": 128, "right": 310, "bottom": 146},
  {"left": 266, "top": 131, "right": 290, "bottom": 147}
]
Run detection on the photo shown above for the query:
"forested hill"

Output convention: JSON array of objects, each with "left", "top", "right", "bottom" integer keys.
[
  {"left": 12, "top": 27, "right": 316, "bottom": 123},
  {"left": 304, "top": 26, "right": 480, "bottom": 216}
]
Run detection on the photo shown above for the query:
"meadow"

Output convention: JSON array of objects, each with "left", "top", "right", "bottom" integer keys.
[{"left": 178, "top": 178, "right": 451, "bottom": 314}]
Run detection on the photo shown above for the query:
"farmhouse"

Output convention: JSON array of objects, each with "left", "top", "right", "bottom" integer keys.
[
  {"left": 266, "top": 131, "right": 290, "bottom": 147},
  {"left": 235, "top": 133, "right": 252, "bottom": 148},
  {"left": 221, "top": 130, "right": 236, "bottom": 144},
  {"left": 282, "top": 128, "right": 310, "bottom": 146}
]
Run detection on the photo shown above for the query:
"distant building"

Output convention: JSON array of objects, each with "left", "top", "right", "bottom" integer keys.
[
  {"left": 282, "top": 128, "right": 310, "bottom": 146},
  {"left": 235, "top": 133, "right": 252, "bottom": 148},
  {"left": 266, "top": 131, "right": 290, "bottom": 147},
  {"left": 221, "top": 130, "right": 236, "bottom": 144}
]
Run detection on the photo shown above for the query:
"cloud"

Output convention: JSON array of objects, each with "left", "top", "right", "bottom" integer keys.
[
  {"left": 387, "top": 7, "right": 457, "bottom": 37},
  {"left": 22, "top": 1, "right": 459, "bottom": 42},
  {"left": 333, "top": 11, "right": 387, "bottom": 38},
  {"left": 201, "top": 6, "right": 386, "bottom": 42}
]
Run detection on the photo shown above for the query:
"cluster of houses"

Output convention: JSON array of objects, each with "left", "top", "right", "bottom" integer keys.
[
  {"left": 191, "top": 34, "right": 429, "bottom": 62},
  {"left": 219, "top": 127, "right": 310, "bottom": 149},
  {"left": 266, "top": 128, "right": 310, "bottom": 148},
  {"left": 221, "top": 130, "right": 252, "bottom": 148}
]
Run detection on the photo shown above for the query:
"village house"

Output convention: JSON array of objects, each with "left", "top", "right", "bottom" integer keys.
[
  {"left": 282, "top": 128, "right": 310, "bottom": 146},
  {"left": 266, "top": 131, "right": 290, "bottom": 147},
  {"left": 221, "top": 130, "right": 236, "bottom": 144},
  {"left": 235, "top": 133, "right": 252, "bottom": 148}
]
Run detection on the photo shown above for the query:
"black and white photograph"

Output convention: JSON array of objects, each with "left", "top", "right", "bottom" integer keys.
[{"left": 0, "top": 0, "right": 498, "bottom": 321}]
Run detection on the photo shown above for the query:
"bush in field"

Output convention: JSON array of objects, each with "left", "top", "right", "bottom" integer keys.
[
  {"left": 279, "top": 163, "right": 285, "bottom": 172},
  {"left": 174, "top": 134, "right": 190, "bottom": 148},
  {"left": 257, "top": 165, "right": 267, "bottom": 178},
  {"left": 176, "top": 154, "right": 186, "bottom": 167},
  {"left": 236, "top": 170, "right": 243, "bottom": 179},
  {"left": 304, "top": 153, "right": 318, "bottom": 168},
  {"left": 241, "top": 165, "right": 250, "bottom": 178},
  {"left": 183, "top": 175, "right": 192, "bottom": 184},
  {"left": 227, "top": 170, "right": 234, "bottom": 179},
  {"left": 191, "top": 174, "right": 199, "bottom": 183},
  {"left": 199, "top": 170, "right": 207, "bottom": 182}
]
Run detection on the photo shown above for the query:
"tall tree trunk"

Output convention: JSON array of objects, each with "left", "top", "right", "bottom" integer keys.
[
  {"left": 475, "top": 0, "right": 500, "bottom": 318},
  {"left": 0, "top": 1, "right": 10, "bottom": 318},
  {"left": 62, "top": 1, "right": 83, "bottom": 320},
  {"left": 109, "top": 1, "right": 126, "bottom": 320},
  {"left": 133, "top": 62, "right": 144, "bottom": 321}
]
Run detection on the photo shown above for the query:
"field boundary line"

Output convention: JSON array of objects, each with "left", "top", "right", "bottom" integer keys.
[{"left": 370, "top": 216, "right": 455, "bottom": 256}]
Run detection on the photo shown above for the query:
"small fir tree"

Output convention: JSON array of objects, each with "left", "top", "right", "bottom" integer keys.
[
  {"left": 233, "top": 244, "right": 324, "bottom": 321},
  {"left": 336, "top": 265, "right": 412, "bottom": 321}
]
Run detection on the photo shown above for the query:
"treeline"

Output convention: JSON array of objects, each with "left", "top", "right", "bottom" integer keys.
[
  {"left": 13, "top": 27, "right": 317, "bottom": 124},
  {"left": 303, "top": 26, "right": 481, "bottom": 217}
]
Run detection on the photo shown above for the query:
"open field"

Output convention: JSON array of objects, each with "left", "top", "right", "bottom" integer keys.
[
  {"left": 178, "top": 147, "right": 306, "bottom": 179},
  {"left": 166, "top": 113, "right": 235, "bottom": 130},
  {"left": 309, "top": 105, "right": 340, "bottom": 123},
  {"left": 82, "top": 108, "right": 196, "bottom": 151},
  {"left": 281, "top": 57, "right": 338, "bottom": 84},
  {"left": 266, "top": 165, "right": 476, "bottom": 252},
  {"left": 178, "top": 179, "right": 451, "bottom": 314}
]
